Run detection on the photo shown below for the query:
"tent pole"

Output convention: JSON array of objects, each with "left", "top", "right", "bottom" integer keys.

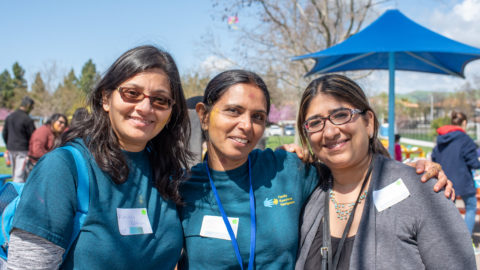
[{"left": 388, "top": 52, "right": 395, "bottom": 157}]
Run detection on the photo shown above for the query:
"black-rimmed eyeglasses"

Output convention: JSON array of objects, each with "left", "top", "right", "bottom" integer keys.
[
  {"left": 117, "top": 87, "right": 175, "bottom": 111},
  {"left": 304, "top": 108, "right": 365, "bottom": 133}
]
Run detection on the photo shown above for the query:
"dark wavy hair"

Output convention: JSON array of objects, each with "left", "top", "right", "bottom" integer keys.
[
  {"left": 297, "top": 74, "right": 389, "bottom": 159},
  {"left": 69, "top": 107, "right": 89, "bottom": 129},
  {"left": 62, "top": 45, "right": 192, "bottom": 203}
]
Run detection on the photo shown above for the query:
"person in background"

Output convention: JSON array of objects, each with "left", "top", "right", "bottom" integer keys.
[
  {"left": 432, "top": 111, "right": 480, "bottom": 236},
  {"left": 24, "top": 113, "right": 68, "bottom": 178},
  {"left": 2, "top": 96, "right": 35, "bottom": 183},
  {"left": 7, "top": 45, "right": 191, "bottom": 269},
  {"left": 186, "top": 96, "right": 205, "bottom": 168},
  {"left": 295, "top": 74, "right": 475, "bottom": 269},
  {"left": 476, "top": 141, "right": 480, "bottom": 158},
  {"left": 394, "top": 134, "right": 402, "bottom": 161}
]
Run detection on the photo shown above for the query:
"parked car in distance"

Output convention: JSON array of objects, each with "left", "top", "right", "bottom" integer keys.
[
  {"left": 266, "top": 125, "right": 283, "bottom": 136},
  {"left": 284, "top": 125, "right": 295, "bottom": 136}
]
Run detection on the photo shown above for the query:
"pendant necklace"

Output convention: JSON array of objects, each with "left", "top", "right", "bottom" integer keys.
[{"left": 329, "top": 190, "right": 368, "bottom": 220}]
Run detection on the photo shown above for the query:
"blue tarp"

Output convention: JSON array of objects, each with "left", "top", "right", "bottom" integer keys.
[
  {"left": 293, "top": 9, "right": 480, "bottom": 155},
  {"left": 293, "top": 9, "right": 480, "bottom": 78}
]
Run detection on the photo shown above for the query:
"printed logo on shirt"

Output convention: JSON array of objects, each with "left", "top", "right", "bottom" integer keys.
[{"left": 263, "top": 194, "right": 295, "bottom": 207}]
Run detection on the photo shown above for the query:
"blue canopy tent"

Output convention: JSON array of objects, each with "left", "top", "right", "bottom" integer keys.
[{"left": 293, "top": 9, "right": 480, "bottom": 156}]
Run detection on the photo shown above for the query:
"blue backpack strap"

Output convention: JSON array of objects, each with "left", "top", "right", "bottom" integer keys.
[
  {"left": 61, "top": 145, "right": 89, "bottom": 258},
  {"left": 0, "top": 182, "right": 24, "bottom": 260}
]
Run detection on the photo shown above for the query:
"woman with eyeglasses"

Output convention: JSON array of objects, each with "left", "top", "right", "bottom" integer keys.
[
  {"left": 295, "top": 74, "right": 475, "bottom": 269},
  {"left": 178, "top": 70, "right": 453, "bottom": 270},
  {"left": 7, "top": 45, "right": 191, "bottom": 269},
  {"left": 23, "top": 113, "right": 68, "bottom": 178}
]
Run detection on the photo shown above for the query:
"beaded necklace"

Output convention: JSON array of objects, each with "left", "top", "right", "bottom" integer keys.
[{"left": 329, "top": 190, "right": 368, "bottom": 220}]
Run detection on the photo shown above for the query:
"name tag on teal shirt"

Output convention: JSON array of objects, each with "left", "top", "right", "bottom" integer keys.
[
  {"left": 116, "top": 208, "right": 153, "bottom": 235},
  {"left": 200, "top": 215, "right": 239, "bottom": 240}
]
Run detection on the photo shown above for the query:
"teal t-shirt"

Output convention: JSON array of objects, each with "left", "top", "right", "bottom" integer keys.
[
  {"left": 179, "top": 149, "right": 319, "bottom": 269},
  {"left": 12, "top": 140, "right": 183, "bottom": 270}
]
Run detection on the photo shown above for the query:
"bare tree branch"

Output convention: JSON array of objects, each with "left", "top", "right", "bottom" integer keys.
[{"left": 204, "top": 0, "right": 392, "bottom": 106}]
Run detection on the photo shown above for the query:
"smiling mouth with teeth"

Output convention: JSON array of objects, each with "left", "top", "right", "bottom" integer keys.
[
  {"left": 325, "top": 139, "right": 348, "bottom": 149},
  {"left": 130, "top": 117, "right": 153, "bottom": 124},
  {"left": 232, "top": 137, "right": 249, "bottom": 144}
]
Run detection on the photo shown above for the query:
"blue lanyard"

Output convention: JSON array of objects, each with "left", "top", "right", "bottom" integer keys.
[{"left": 204, "top": 156, "right": 256, "bottom": 270}]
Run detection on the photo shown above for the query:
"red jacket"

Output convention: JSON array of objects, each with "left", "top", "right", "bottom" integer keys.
[{"left": 28, "top": 124, "right": 55, "bottom": 161}]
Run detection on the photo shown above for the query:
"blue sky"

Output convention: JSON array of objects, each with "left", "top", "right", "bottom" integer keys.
[
  {"left": 1, "top": 0, "right": 229, "bottom": 82},
  {"left": 2, "top": 0, "right": 478, "bottom": 93}
]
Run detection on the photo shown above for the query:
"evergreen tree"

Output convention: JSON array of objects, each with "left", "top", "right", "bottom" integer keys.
[
  {"left": 30, "top": 72, "right": 51, "bottom": 117},
  {"left": 31, "top": 72, "right": 47, "bottom": 99},
  {"left": 52, "top": 69, "right": 81, "bottom": 115},
  {"left": 0, "top": 70, "right": 14, "bottom": 108},
  {"left": 11, "top": 62, "right": 29, "bottom": 108},
  {"left": 78, "top": 59, "right": 99, "bottom": 95},
  {"left": 12, "top": 62, "right": 27, "bottom": 89}
]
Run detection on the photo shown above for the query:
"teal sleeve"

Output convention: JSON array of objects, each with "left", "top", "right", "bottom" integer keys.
[
  {"left": 12, "top": 148, "right": 78, "bottom": 249},
  {"left": 282, "top": 151, "right": 319, "bottom": 203},
  {"left": 302, "top": 162, "right": 319, "bottom": 200}
]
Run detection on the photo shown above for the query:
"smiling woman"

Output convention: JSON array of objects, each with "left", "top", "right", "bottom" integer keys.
[
  {"left": 295, "top": 74, "right": 475, "bottom": 270},
  {"left": 196, "top": 82, "right": 268, "bottom": 170},
  {"left": 102, "top": 68, "right": 174, "bottom": 152},
  {"left": 7, "top": 45, "right": 192, "bottom": 269}
]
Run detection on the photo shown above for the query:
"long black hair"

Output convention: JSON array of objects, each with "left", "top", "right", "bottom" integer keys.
[{"left": 63, "top": 45, "right": 192, "bottom": 203}]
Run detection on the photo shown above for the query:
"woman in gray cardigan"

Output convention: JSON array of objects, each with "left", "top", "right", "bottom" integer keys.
[{"left": 294, "top": 74, "right": 475, "bottom": 270}]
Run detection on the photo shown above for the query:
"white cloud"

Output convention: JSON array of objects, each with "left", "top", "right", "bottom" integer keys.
[
  {"left": 453, "top": 0, "right": 480, "bottom": 22},
  {"left": 364, "top": 0, "right": 480, "bottom": 94},
  {"left": 430, "top": 0, "right": 480, "bottom": 47},
  {"left": 199, "top": 55, "right": 233, "bottom": 75}
]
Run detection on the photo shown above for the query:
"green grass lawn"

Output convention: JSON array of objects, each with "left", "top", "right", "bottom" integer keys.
[
  {"left": 265, "top": 136, "right": 294, "bottom": 150},
  {"left": 0, "top": 146, "right": 11, "bottom": 175}
]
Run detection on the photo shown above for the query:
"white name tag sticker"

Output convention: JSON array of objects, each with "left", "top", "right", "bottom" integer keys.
[
  {"left": 116, "top": 208, "right": 153, "bottom": 236},
  {"left": 200, "top": 215, "right": 239, "bottom": 241},
  {"left": 373, "top": 178, "right": 410, "bottom": 212}
]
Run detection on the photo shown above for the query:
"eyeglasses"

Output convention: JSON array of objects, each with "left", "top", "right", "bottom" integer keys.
[
  {"left": 57, "top": 120, "right": 66, "bottom": 125},
  {"left": 304, "top": 108, "right": 365, "bottom": 133},
  {"left": 117, "top": 87, "right": 175, "bottom": 110}
]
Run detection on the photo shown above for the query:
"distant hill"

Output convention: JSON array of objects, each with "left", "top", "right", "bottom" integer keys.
[{"left": 396, "top": 91, "right": 450, "bottom": 103}]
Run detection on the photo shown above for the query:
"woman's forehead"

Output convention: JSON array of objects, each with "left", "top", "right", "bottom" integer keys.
[
  {"left": 215, "top": 83, "right": 267, "bottom": 108},
  {"left": 307, "top": 93, "right": 349, "bottom": 113}
]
